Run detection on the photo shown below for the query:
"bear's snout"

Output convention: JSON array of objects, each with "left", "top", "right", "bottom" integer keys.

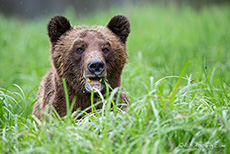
[
  {"left": 84, "top": 59, "right": 106, "bottom": 93},
  {"left": 87, "top": 60, "right": 105, "bottom": 77}
]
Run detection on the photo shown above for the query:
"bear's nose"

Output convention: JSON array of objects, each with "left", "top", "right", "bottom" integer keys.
[{"left": 87, "top": 60, "right": 105, "bottom": 76}]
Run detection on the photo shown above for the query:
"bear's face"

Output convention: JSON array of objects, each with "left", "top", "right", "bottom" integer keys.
[{"left": 47, "top": 15, "right": 130, "bottom": 94}]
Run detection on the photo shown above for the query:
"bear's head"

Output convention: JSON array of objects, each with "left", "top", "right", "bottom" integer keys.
[{"left": 47, "top": 15, "right": 130, "bottom": 95}]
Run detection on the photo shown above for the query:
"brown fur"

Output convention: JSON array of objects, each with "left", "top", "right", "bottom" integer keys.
[{"left": 33, "top": 15, "right": 130, "bottom": 119}]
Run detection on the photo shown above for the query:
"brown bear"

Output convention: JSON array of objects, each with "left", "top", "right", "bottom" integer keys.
[{"left": 32, "top": 15, "right": 130, "bottom": 119}]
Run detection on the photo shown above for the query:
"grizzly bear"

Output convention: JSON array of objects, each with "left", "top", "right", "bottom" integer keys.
[{"left": 32, "top": 15, "right": 130, "bottom": 119}]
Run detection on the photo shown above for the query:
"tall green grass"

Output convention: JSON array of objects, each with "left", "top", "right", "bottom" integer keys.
[{"left": 0, "top": 4, "right": 230, "bottom": 153}]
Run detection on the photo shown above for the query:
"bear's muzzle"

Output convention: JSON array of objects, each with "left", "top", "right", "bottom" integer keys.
[{"left": 84, "top": 59, "right": 107, "bottom": 93}]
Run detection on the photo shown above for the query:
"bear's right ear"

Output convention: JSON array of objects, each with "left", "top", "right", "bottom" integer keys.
[
  {"left": 47, "top": 16, "right": 72, "bottom": 45},
  {"left": 107, "top": 15, "right": 130, "bottom": 44}
]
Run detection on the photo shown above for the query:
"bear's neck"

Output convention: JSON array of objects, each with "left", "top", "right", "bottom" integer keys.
[
  {"left": 52, "top": 68, "right": 123, "bottom": 117},
  {"left": 53, "top": 70, "right": 96, "bottom": 114}
]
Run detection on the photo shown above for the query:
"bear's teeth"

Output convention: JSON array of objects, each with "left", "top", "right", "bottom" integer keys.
[{"left": 87, "top": 78, "right": 91, "bottom": 83}]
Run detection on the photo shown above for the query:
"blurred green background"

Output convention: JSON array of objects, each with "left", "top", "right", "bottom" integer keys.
[{"left": 0, "top": 0, "right": 229, "bottom": 97}]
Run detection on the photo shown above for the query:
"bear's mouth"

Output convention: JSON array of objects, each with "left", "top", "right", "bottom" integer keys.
[{"left": 85, "top": 76, "right": 105, "bottom": 93}]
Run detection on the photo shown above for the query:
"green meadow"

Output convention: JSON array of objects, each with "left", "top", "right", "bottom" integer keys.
[{"left": 0, "top": 4, "right": 230, "bottom": 153}]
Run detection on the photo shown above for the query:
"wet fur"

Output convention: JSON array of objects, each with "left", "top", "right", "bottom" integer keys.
[{"left": 33, "top": 15, "right": 130, "bottom": 119}]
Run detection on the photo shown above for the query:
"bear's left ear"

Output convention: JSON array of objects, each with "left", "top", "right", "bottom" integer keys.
[
  {"left": 106, "top": 15, "right": 130, "bottom": 44},
  {"left": 47, "top": 16, "right": 72, "bottom": 45}
]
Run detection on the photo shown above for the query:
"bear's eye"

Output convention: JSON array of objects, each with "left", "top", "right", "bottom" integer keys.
[
  {"left": 76, "top": 47, "right": 85, "bottom": 54},
  {"left": 102, "top": 47, "right": 109, "bottom": 53}
]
